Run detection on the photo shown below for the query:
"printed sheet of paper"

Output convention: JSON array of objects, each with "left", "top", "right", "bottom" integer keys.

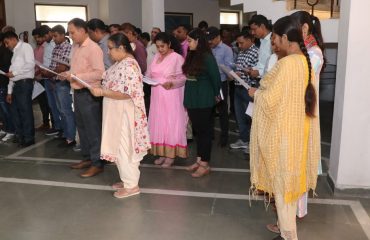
[
  {"left": 143, "top": 76, "right": 160, "bottom": 86},
  {"left": 35, "top": 61, "right": 60, "bottom": 76},
  {"left": 0, "top": 70, "right": 6, "bottom": 75},
  {"left": 219, "top": 64, "right": 251, "bottom": 90},
  {"left": 71, "top": 74, "right": 92, "bottom": 89},
  {"left": 245, "top": 102, "right": 254, "bottom": 117},
  {"left": 32, "top": 81, "right": 45, "bottom": 100}
]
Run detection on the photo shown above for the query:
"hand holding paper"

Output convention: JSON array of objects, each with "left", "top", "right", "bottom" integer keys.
[
  {"left": 71, "top": 74, "right": 92, "bottom": 89},
  {"left": 143, "top": 76, "right": 160, "bottom": 86},
  {"left": 219, "top": 64, "right": 251, "bottom": 90}
]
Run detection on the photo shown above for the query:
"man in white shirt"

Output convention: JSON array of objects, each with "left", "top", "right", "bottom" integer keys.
[
  {"left": 3, "top": 31, "right": 35, "bottom": 147},
  {"left": 247, "top": 15, "right": 272, "bottom": 79},
  {"left": 146, "top": 27, "right": 161, "bottom": 66}
]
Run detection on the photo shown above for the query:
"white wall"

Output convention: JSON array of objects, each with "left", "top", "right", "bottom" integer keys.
[
  {"left": 329, "top": 0, "right": 370, "bottom": 189},
  {"left": 164, "top": 0, "right": 220, "bottom": 28},
  {"left": 107, "top": 0, "right": 142, "bottom": 27},
  {"left": 230, "top": 0, "right": 339, "bottom": 43}
]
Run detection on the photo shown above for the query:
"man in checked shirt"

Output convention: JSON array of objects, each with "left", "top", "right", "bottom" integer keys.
[{"left": 229, "top": 31, "right": 259, "bottom": 154}]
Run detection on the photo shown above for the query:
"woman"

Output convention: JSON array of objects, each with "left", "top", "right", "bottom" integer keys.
[
  {"left": 146, "top": 32, "right": 187, "bottom": 168},
  {"left": 183, "top": 28, "right": 221, "bottom": 178},
  {"left": 248, "top": 16, "right": 320, "bottom": 240},
  {"left": 89, "top": 33, "right": 150, "bottom": 199},
  {"left": 291, "top": 10, "right": 325, "bottom": 220}
]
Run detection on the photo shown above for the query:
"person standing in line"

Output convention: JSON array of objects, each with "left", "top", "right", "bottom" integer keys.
[
  {"left": 3, "top": 31, "right": 35, "bottom": 147},
  {"left": 89, "top": 33, "right": 150, "bottom": 198},
  {"left": 87, "top": 18, "right": 114, "bottom": 70},
  {"left": 0, "top": 32, "right": 15, "bottom": 142},
  {"left": 61, "top": 18, "right": 105, "bottom": 178},
  {"left": 183, "top": 28, "right": 221, "bottom": 178},
  {"left": 108, "top": 24, "right": 120, "bottom": 35},
  {"left": 248, "top": 16, "right": 320, "bottom": 240},
  {"left": 48, "top": 25, "right": 76, "bottom": 147},
  {"left": 173, "top": 24, "right": 191, "bottom": 59},
  {"left": 207, "top": 26, "right": 234, "bottom": 147},
  {"left": 32, "top": 27, "right": 51, "bottom": 132},
  {"left": 146, "top": 27, "right": 161, "bottom": 66},
  {"left": 147, "top": 32, "right": 187, "bottom": 168},
  {"left": 230, "top": 31, "right": 259, "bottom": 153}
]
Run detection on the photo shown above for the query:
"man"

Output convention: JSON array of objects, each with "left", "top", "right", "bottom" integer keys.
[
  {"left": 61, "top": 18, "right": 105, "bottom": 177},
  {"left": 140, "top": 32, "right": 150, "bottom": 48},
  {"left": 108, "top": 24, "right": 120, "bottom": 35},
  {"left": 49, "top": 25, "right": 76, "bottom": 147},
  {"left": 146, "top": 27, "right": 161, "bottom": 66},
  {"left": 32, "top": 27, "right": 51, "bottom": 131},
  {"left": 0, "top": 32, "right": 15, "bottom": 142},
  {"left": 39, "top": 25, "right": 62, "bottom": 137},
  {"left": 206, "top": 27, "right": 233, "bottom": 147},
  {"left": 173, "top": 24, "right": 191, "bottom": 58},
  {"left": 229, "top": 31, "right": 259, "bottom": 152},
  {"left": 87, "top": 18, "right": 113, "bottom": 70},
  {"left": 3, "top": 31, "right": 35, "bottom": 147},
  {"left": 247, "top": 14, "right": 272, "bottom": 79}
]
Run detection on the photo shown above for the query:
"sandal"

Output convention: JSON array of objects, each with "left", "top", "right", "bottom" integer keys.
[
  {"left": 113, "top": 186, "right": 140, "bottom": 199},
  {"left": 266, "top": 224, "right": 280, "bottom": 234},
  {"left": 112, "top": 182, "right": 124, "bottom": 190},
  {"left": 161, "top": 158, "right": 174, "bottom": 168},
  {"left": 186, "top": 162, "right": 200, "bottom": 172},
  {"left": 154, "top": 157, "right": 166, "bottom": 165},
  {"left": 191, "top": 164, "right": 210, "bottom": 178}
]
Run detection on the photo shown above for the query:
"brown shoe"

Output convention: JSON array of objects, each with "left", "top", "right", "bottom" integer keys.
[
  {"left": 70, "top": 160, "right": 92, "bottom": 169},
  {"left": 35, "top": 123, "right": 50, "bottom": 131},
  {"left": 80, "top": 166, "right": 103, "bottom": 178}
]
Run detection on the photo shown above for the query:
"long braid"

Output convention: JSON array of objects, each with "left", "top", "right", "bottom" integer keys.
[{"left": 299, "top": 40, "right": 316, "bottom": 117}]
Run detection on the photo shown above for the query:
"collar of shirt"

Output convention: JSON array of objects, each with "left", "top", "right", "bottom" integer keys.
[
  {"left": 261, "top": 32, "right": 272, "bottom": 43},
  {"left": 13, "top": 41, "right": 22, "bottom": 52},
  {"left": 79, "top": 37, "right": 91, "bottom": 48},
  {"left": 99, "top": 34, "right": 110, "bottom": 46}
]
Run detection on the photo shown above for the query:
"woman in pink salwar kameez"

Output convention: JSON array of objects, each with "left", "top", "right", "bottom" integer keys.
[{"left": 146, "top": 32, "right": 188, "bottom": 168}]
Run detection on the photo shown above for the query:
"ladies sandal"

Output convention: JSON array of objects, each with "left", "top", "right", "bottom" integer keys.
[
  {"left": 186, "top": 162, "right": 200, "bottom": 172},
  {"left": 113, "top": 186, "right": 140, "bottom": 199},
  {"left": 191, "top": 164, "right": 210, "bottom": 178},
  {"left": 154, "top": 157, "right": 166, "bottom": 165},
  {"left": 266, "top": 224, "right": 280, "bottom": 234},
  {"left": 161, "top": 158, "right": 174, "bottom": 168}
]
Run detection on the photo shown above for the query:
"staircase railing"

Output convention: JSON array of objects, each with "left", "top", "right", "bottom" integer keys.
[{"left": 291, "top": 0, "right": 340, "bottom": 18}]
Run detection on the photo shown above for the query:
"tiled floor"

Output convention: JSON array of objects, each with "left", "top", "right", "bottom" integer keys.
[{"left": 0, "top": 101, "right": 369, "bottom": 240}]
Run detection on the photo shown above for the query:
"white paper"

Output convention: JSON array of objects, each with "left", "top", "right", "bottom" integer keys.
[
  {"left": 220, "top": 89, "right": 224, "bottom": 100},
  {"left": 245, "top": 102, "right": 254, "bottom": 117},
  {"left": 219, "top": 64, "right": 251, "bottom": 90},
  {"left": 32, "top": 81, "right": 45, "bottom": 100},
  {"left": 143, "top": 76, "right": 160, "bottom": 86},
  {"left": 0, "top": 70, "right": 6, "bottom": 75},
  {"left": 71, "top": 74, "right": 92, "bottom": 89},
  {"left": 35, "top": 61, "right": 60, "bottom": 76}
]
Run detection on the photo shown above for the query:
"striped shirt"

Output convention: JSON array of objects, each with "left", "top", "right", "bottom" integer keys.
[{"left": 235, "top": 44, "right": 259, "bottom": 86}]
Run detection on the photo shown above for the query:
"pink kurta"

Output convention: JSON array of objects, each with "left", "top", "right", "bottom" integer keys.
[{"left": 147, "top": 52, "right": 187, "bottom": 158}]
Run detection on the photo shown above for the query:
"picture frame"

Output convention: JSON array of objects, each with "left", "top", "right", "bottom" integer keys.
[{"left": 165, "top": 12, "right": 193, "bottom": 33}]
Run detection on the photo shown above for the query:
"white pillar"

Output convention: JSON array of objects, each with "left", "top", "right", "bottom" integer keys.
[
  {"left": 141, "top": 0, "right": 165, "bottom": 33},
  {"left": 329, "top": 0, "right": 370, "bottom": 189}
]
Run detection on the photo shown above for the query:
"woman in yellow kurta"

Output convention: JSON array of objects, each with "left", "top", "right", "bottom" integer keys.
[{"left": 248, "top": 16, "right": 320, "bottom": 240}]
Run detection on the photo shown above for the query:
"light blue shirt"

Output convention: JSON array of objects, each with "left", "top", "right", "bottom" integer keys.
[
  {"left": 99, "top": 34, "right": 113, "bottom": 70},
  {"left": 212, "top": 41, "right": 234, "bottom": 82},
  {"left": 253, "top": 32, "right": 272, "bottom": 77},
  {"left": 43, "top": 40, "right": 55, "bottom": 68}
]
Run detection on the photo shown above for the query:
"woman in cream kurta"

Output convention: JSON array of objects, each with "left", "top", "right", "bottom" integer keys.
[
  {"left": 90, "top": 33, "right": 150, "bottom": 199},
  {"left": 248, "top": 16, "right": 320, "bottom": 240}
]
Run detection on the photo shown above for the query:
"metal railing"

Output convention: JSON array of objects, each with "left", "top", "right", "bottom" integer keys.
[{"left": 293, "top": 0, "right": 339, "bottom": 18}]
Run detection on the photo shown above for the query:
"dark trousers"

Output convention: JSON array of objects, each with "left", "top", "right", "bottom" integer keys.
[
  {"left": 188, "top": 107, "right": 214, "bottom": 162},
  {"left": 36, "top": 79, "right": 51, "bottom": 125},
  {"left": 0, "top": 87, "right": 15, "bottom": 133},
  {"left": 234, "top": 86, "right": 253, "bottom": 142},
  {"left": 11, "top": 79, "right": 35, "bottom": 143},
  {"left": 74, "top": 89, "right": 104, "bottom": 168},
  {"left": 143, "top": 82, "right": 151, "bottom": 116},
  {"left": 214, "top": 81, "right": 229, "bottom": 144}
]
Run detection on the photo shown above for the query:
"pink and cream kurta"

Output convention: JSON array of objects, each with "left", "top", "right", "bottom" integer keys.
[{"left": 147, "top": 51, "right": 188, "bottom": 158}]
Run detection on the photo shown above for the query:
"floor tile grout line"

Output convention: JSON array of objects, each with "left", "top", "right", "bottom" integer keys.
[
  {"left": 5, "top": 137, "right": 54, "bottom": 158},
  {"left": 0, "top": 177, "right": 368, "bottom": 239}
]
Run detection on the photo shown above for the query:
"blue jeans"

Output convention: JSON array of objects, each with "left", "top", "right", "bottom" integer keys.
[
  {"left": 234, "top": 86, "right": 253, "bottom": 142},
  {"left": 45, "top": 79, "right": 62, "bottom": 130},
  {"left": 10, "top": 79, "right": 35, "bottom": 143},
  {"left": 55, "top": 81, "right": 76, "bottom": 141},
  {"left": 0, "top": 87, "right": 15, "bottom": 133}
]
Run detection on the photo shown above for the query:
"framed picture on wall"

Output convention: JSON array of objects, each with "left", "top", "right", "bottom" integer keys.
[{"left": 165, "top": 12, "right": 193, "bottom": 33}]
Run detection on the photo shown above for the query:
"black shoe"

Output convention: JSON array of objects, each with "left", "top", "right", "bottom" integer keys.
[
  {"left": 45, "top": 129, "right": 60, "bottom": 136},
  {"left": 58, "top": 140, "right": 76, "bottom": 147},
  {"left": 19, "top": 140, "right": 35, "bottom": 148},
  {"left": 272, "top": 236, "right": 284, "bottom": 240}
]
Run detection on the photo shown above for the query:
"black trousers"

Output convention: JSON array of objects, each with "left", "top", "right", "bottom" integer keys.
[
  {"left": 74, "top": 89, "right": 104, "bottom": 168},
  {"left": 214, "top": 81, "right": 229, "bottom": 144},
  {"left": 36, "top": 79, "right": 51, "bottom": 125},
  {"left": 188, "top": 107, "right": 214, "bottom": 162}
]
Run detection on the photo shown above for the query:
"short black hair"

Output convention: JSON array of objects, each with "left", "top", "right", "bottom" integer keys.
[
  {"left": 176, "top": 24, "right": 192, "bottom": 33},
  {"left": 198, "top": 20, "right": 208, "bottom": 29},
  {"left": 248, "top": 14, "right": 271, "bottom": 30},
  {"left": 68, "top": 18, "right": 88, "bottom": 32},
  {"left": 0, "top": 32, "right": 4, "bottom": 42},
  {"left": 140, "top": 32, "right": 150, "bottom": 42},
  {"left": 108, "top": 24, "right": 120, "bottom": 29},
  {"left": 3, "top": 31, "right": 19, "bottom": 40},
  {"left": 236, "top": 30, "right": 253, "bottom": 40},
  {"left": 32, "top": 28, "right": 40, "bottom": 36},
  {"left": 87, "top": 18, "right": 107, "bottom": 32},
  {"left": 51, "top": 25, "right": 66, "bottom": 35},
  {"left": 38, "top": 25, "right": 52, "bottom": 37}
]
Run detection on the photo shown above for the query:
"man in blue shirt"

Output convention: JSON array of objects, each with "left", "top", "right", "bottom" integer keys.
[{"left": 207, "top": 27, "right": 234, "bottom": 147}]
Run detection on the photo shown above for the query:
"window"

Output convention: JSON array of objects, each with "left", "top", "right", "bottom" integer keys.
[
  {"left": 220, "top": 12, "right": 239, "bottom": 25},
  {"left": 35, "top": 4, "right": 87, "bottom": 29}
]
